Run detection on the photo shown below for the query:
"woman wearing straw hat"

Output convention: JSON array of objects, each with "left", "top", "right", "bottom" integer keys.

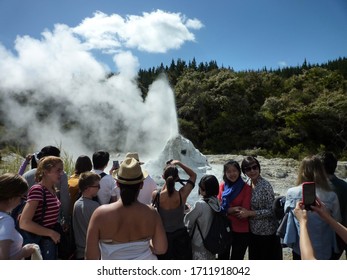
[{"left": 85, "top": 157, "right": 167, "bottom": 260}]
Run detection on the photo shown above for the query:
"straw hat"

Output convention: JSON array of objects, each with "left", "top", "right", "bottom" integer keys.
[
  {"left": 125, "top": 152, "right": 144, "bottom": 165},
  {"left": 114, "top": 157, "right": 146, "bottom": 185}
]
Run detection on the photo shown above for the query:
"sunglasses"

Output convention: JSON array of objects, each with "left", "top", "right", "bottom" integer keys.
[{"left": 244, "top": 165, "right": 259, "bottom": 172}]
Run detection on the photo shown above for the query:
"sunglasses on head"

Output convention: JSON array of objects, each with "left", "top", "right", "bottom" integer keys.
[{"left": 244, "top": 165, "right": 259, "bottom": 172}]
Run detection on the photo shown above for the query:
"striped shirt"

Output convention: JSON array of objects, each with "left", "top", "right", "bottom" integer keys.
[{"left": 27, "top": 185, "right": 61, "bottom": 228}]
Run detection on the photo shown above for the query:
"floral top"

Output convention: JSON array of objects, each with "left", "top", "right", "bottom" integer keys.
[{"left": 249, "top": 176, "right": 278, "bottom": 235}]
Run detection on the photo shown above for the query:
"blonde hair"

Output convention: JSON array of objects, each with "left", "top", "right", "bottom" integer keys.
[
  {"left": 35, "top": 156, "right": 63, "bottom": 182},
  {"left": 296, "top": 155, "right": 331, "bottom": 191}
]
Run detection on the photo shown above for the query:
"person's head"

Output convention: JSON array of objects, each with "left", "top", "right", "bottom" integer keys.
[
  {"left": 37, "top": 145, "right": 61, "bottom": 160},
  {"left": 78, "top": 172, "right": 101, "bottom": 197},
  {"left": 92, "top": 150, "right": 110, "bottom": 170},
  {"left": 317, "top": 151, "right": 337, "bottom": 176},
  {"left": 0, "top": 173, "right": 28, "bottom": 211},
  {"left": 0, "top": 173, "right": 28, "bottom": 201},
  {"left": 296, "top": 155, "right": 331, "bottom": 191},
  {"left": 31, "top": 145, "right": 61, "bottom": 169},
  {"left": 198, "top": 175, "right": 219, "bottom": 198},
  {"left": 35, "top": 156, "right": 64, "bottom": 184},
  {"left": 163, "top": 163, "right": 179, "bottom": 197},
  {"left": 74, "top": 155, "right": 93, "bottom": 175},
  {"left": 241, "top": 156, "right": 261, "bottom": 182},
  {"left": 223, "top": 160, "right": 242, "bottom": 184},
  {"left": 114, "top": 157, "right": 145, "bottom": 206}
]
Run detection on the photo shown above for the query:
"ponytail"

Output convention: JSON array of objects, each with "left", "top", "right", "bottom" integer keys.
[{"left": 163, "top": 164, "right": 178, "bottom": 197}]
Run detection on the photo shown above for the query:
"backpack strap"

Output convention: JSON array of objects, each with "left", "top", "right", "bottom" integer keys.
[
  {"left": 99, "top": 172, "right": 107, "bottom": 179},
  {"left": 39, "top": 185, "right": 47, "bottom": 225},
  {"left": 152, "top": 189, "right": 161, "bottom": 210},
  {"left": 191, "top": 200, "right": 213, "bottom": 241}
]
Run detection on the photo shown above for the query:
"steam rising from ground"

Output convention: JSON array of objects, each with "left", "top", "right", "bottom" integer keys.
[{"left": 0, "top": 10, "right": 203, "bottom": 158}]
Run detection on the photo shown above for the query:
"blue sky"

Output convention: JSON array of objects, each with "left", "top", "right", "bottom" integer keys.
[{"left": 1, "top": 0, "right": 347, "bottom": 72}]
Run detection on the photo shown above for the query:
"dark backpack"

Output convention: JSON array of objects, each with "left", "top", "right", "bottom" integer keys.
[
  {"left": 272, "top": 195, "right": 290, "bottom": 243},
  {"left": 10, "top": 187, "right": 47, "bottom": 245},
  {"left": 193, "top": 202, "right": 232, "bottom": 255},
  {"left": 273, "top": 195, "right": 286, "bottom": 220}
]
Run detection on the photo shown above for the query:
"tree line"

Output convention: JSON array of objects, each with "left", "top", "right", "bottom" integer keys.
[{"left": 137, "top": 57, "right": 347, "bottom": 160}]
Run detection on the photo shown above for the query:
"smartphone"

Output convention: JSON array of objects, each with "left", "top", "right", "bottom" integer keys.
[
  {"left": 113, "top": 160, "right": 120, "bottom": 169},
  {"left": 302, "top": 182, "right": 316, "bottom": 210}
]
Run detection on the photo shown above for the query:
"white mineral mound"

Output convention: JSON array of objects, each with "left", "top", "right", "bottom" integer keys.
[{"left": 144, "top": 134, "right": 211, "bottom": 187}]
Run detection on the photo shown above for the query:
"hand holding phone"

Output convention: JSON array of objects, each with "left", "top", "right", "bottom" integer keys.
[
  {"left": 302, "top": 182, "right": 316, "bottom": 210},
  {"left": 113, "top": 160, "right": 120, "bottom": 169}
]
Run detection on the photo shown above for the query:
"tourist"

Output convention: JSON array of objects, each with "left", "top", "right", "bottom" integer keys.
[
  {"left": 217, "top": 160, "right": 252, "bottom": 260},
  {"left": 283, "top": 155, "right": 341, "bottom": 259},
  {"left": 152, "top": 159, "right": 196, "bottom": 260},
  {"left": 68, "top": 155, "right": 93, "bottom": 215},
  {"left": 72, "top": 172, "right": 100, "bottom": 259},
  {"left": 85, "top": 157, "right": 167, "bottom": 259},
  {"left": 318, "top": 151, "right": 347, "bottom": 259},
  {"left": 238, "top": 156, "right": 282, "bottom": 260},
  {"left": 21, "top": 146, "right": 70, "bottom": 226},
  {"left": 0, "top": 173, "right": 38, "bottom": 260},
  {"left": 91, "top": 150, "right": 117, "bottom": 204},
  {"left": 123, "top": 152, "right": 157, "bottom": 205},
  {"left": 184, "top": 175, "right": 220, "bottom": 260},
  {"left": 19, "top": 156, "right": 63, "bottom": 259}
]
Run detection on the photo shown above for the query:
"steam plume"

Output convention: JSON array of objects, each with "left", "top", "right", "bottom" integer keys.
[{"left": 0, "top": 10, "right": 203, "bottom": 159}]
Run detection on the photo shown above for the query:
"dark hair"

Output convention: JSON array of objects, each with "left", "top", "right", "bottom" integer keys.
[
  {"left": 118, "top": 182, "right": 142, "bottom": 206},
  {"left": 199, "top": 175, "right": 219, "bottom": 198},
  {"left": 92, "top": 150, "right": 110, "bottom": 169},
  {"left": 241, "top": 156, "right": 261, "bottom": 174},
  {"left": 163, "top": 164, "right": 179, "bottom": 197},
  {"left": 37, "top": 145, "right": 61, "bottom": 160},
  {"left": 75, "top": 155, "right": 93, "bottom": 175},
  {"left": 223, "top": 160, "right": 241, "bottom": 184},
  {"left": 78, "top": 172, "right": 100, "bottom": 193},
  {"left": 0, "top": 173, "right": 28, "bottom": 201},
  {"left": 317, "top": 151, "right": 337, "bottom": 175}
]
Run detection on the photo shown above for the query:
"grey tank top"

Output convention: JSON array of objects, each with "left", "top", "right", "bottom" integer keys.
[{"left": 158, "top": 191, "right": 185, "bottom": 233}]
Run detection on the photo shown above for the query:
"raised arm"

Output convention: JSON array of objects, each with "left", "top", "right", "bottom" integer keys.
[
  {"left": 170, "top": 160, "right": 196, "bottom": 200},
  {"left": 312, "top": 198, "right": 347, "bottom": 244},
  {"left": 293, "top": 201, "right": 316, "bottom": 260}
]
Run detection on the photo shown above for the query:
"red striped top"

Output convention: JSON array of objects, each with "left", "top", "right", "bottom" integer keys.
[{"left": 27, "top": 185, "right": 61, "bottom": 228}]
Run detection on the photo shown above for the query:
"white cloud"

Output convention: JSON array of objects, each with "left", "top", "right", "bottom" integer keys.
[
  {"left": 72, "top": 9, "right": 203, "bottom": 53},
  {"left": 278, "top": 61, "right": 287, "bottom": 68}
]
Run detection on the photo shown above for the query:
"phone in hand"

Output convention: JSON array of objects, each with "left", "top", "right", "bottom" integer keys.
[
  {"left": 113, "top": 160, "right": 120, "bottom": 169},
  {"left": 302, "top": 182, "right": 316, "bottom": 210}
]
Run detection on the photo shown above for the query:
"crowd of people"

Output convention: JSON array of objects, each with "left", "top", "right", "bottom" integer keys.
[{"left": 0, "top": 145, "right": 346, "bottom": 260}]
